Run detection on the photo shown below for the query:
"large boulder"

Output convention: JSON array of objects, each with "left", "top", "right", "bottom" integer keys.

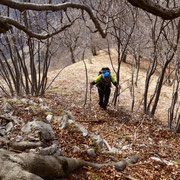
[{"left": 21, "top": 121, "right": 55, "bottom": 141}]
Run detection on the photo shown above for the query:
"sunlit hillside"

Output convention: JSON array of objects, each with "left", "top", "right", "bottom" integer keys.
[{"left": 47, "top": 49, "right": 173, "bottom": 125}]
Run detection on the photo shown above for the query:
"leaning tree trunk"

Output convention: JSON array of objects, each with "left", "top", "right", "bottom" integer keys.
[{"left": 0, "top": 148, "right": 128, "bottom": 180}]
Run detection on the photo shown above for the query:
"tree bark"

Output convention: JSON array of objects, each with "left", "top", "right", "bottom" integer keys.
[{"left": 0, "top": 148, "right": 128, "bottom": 180}]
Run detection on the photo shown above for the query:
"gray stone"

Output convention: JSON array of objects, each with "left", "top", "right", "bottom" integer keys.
[
  {"left": 0, "top": 128, "right": 5, "bottom": 136},
  {"left": 76, "top": 123, "right": 88, "bottom": 137},
  {"left": 127, "top": 156, "right": 140, "bottom": 164},
  {"left": 28, "top": 135, "right": 40, "bottom": 142},
  {"left": 21, "top": 121, "right": 55, "bottom": 141},
  {"left": 6, "top": 122, "right": 14, "bottom": 132},
  {"left": 15, "top": 136, "right": 23, "bottom": 142},
  {"left": 87, "top": 148, "right": 96, "bottom": 157},
  {"left": 3, "top": 103, "right": 12, "bottom": 113},
  {"left": 46, "top": 114, "right": 53, "bottom": 123},
  {"left": 73, "top": 146, "right": 81, "bottom": 153},
  {"left": 39, "top": 144, "right": 58, "bottom": 155},
  {"left": 60, "top": 118, "right": 69, "bottom": 129}
]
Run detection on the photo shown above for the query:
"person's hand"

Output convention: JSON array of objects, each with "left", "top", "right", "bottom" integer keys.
[
  {"left": 118, "top": 85, "right": 121, "bottom": 90},
  {"left": 90, "top": 83, "right": 93, "bottom": 89}
]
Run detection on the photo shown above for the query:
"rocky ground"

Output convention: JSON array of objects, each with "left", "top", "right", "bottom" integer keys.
[{"left": 0, "top": 50, "right": 180, "bottom": 179}]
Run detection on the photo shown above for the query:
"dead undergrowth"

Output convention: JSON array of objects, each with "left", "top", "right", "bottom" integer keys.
[{"left": 42, "top": 49, "right": 180, "bottom": 179}]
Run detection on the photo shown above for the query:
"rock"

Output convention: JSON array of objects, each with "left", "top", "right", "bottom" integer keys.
[
  {"left": 110, "top": 147, "right": 122, "bottom": 154},
  {"left": 40, "top": 105, "right": 51, "bottom": 111},
  {"left": 87, "top": 148, "right": 96, "bottom": 157},
  {"left": 127, "top": 156, "right": 140, "bottom": 164},
  {"left": 66, "top": 111, "right": 73, "bottom": 120},
  {"left": 21, "top": 98, "right": 29, "bottom": 104},
  {"left": 6, "top": 122, "right": 14, "bottom": 132},
  {"left": 55, "top": 148, "right": 65, "bottom": 156},
  {"left": 60, "top": 118, "right": 69, "bottom": 129},
  {"left": 21, "top": 121, "right": 55, "bottom": 141},
  {"left": 29, "top": 149, "right": 37, "bottom": 153},
  {"left": 76, "top": 123, "right": 88, "bottom": 137},
  {"left": 113, "top": 160, "right": 127, "bottom": 171},
  {"left": 16, "top": 136, "right": 23, "bottom": 142},
  {"left": 28, "top": 136, "right": 40, "bottom": 142},
  {"left": 122, "top": 145, "right": 131, "bottom": 150},
  {"left": 96, "top": 138, "right": 104, "bottom": 149},
  {"left": 150, "top": 157, "right": 174, "bottom": 166},
  {"left": 39, "top": 144, "right": 58, "bottom": 155},
  {"left": 0, "top": 128, "right": 5, "bottom": 136},
  {"left": 3, "top": 103, "right": 12, "bottom": 113},
  {"left": 46, "top": 114, "right": 53, "bottom": 123},
  {"left": 73, "top": 146, "right": 81, "bottom": 153}
]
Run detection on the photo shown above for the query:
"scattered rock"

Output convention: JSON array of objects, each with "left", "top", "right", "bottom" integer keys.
[
  {"left": 3, "top": 103, "right": 12, "bottom": 113},
  {"left": 0, "top": 128, "right": 5, "bottom": 136},
  {"left": 39, "top": 143, "right": 58, "bottom": 155},
  {"left": 46, "top": 114, "right": 53, "bottom": 123},
  {"left": 127, "top": 156, "right": 140, "bottom": 164},
  {"left": 6, "top": 122, "right": 14, "bottom": 132},
  {"left": 73, "top": 146, "right": 81, "bottom": 153},
  {"left": 87, "top": 148, "right": 96, "bottom": 157},
  {"left": 150, "top": 157, "right": 174, "bottom": 166},
  {"left": 21, "top": 121, "right": 55, "bottom": 141}
]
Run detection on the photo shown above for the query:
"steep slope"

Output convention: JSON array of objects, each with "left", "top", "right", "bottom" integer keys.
[
  {"left": 44, "top": 49, "right": 180, "bottom": 179},
  {"left": 48, "top": 49, "right": 172, "bottom": 125}
]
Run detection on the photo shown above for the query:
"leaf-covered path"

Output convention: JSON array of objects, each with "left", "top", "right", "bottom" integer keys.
[
  {"left": 44, "top": 86, "right": 179, "bottom": 179},
  {"left": 43, "top": 75, "right": 178, "bottom": 179},
  {"left": 44, "top": 50, "right": 180, "bottom": 179},
  {"left": 1, "top": 50, "right": 178, "bottom": 179}
]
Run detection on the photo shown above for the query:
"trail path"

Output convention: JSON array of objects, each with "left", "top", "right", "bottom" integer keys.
[
  {"left": 44, "top": 50, "right": 180, "bottom": 179},
  {"left": 48, "top": 49, "right": 172, "bottom": 125}
]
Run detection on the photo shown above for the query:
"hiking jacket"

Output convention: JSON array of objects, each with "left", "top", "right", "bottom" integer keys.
[{"left": 91, "top": 74, "right": 119, "bottom": 88}]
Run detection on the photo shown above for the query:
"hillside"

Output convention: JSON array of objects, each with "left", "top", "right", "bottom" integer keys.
[
  {"left": 48, "top": 49, "right": 173, "bottom": 125},
  {"left": 0, "top": 49, "right": 179, "bottom": 179},
  {"left": 43, "top": 49, "right": 180, "bottom": 179}
]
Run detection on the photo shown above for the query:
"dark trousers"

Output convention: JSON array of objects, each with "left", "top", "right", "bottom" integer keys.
[{"left": 97, "top": 85, "right": 111, "bottom": 109}]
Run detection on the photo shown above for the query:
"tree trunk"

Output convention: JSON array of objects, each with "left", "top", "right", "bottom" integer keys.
[{"left": 0, "top": 148, "right": 128, "bottom": 180}]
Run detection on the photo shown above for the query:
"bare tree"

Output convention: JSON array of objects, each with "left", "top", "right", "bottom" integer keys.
[
  {"left": 0, "top": 1, "right": 106, "bottom": 39},
  {"left": 60, "top": 20, "right": 82, "bottom": 64},
  {"left": 105, "top": 1, "right": 137, "bottom": 106},
  {"left": 168, "top": 60, "right": 180, "bottom": 133},
  {"left": 0, "top": 0, "right": 64, "bottom": 96},
  {"left": 142, "top": 15, "right": 179, "bottom": 116}
]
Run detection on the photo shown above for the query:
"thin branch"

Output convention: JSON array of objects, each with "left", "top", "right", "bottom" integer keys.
[
  {"left": 0, "top": 1, "right": 106, "bottom": 38},
  {"left": 0, "top": 16, "right": 76, "bottom": 40}
]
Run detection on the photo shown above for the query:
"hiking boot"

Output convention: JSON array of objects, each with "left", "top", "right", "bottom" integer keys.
[{"left": 99, "top": 102, "right": 103, "bottom": 108}]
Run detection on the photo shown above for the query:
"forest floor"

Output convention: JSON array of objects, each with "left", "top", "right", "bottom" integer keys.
[{"left": 45, "top": 49, "right": 180, "bottom": 179}]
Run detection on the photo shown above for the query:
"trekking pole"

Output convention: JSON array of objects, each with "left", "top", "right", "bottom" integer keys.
[
  {"left": 90, "top": 88, "right": 92, "bottom": 102},
  {"left": 89, "top": 87, "right": 92, "bottom": 110}
]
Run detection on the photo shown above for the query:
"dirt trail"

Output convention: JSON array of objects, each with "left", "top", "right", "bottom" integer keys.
[
  {"left": 48, "top": 49, "right": 173, "bottom": 125},
  {"left": 46, "top": 50, "right": 179, "bottom": 179}
]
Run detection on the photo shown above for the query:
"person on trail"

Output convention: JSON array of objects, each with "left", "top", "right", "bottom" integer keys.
[{"left": 90, "top": 69, "right": 121, "bottom": 110}]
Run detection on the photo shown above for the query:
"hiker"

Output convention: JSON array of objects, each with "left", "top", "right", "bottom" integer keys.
[{"left": 90, "top": 68, "right": 121, "bottom": 110}]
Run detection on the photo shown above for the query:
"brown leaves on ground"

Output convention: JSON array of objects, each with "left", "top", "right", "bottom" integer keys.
[{"left": 44, "top": 89, "right": 180, "bottom": 180}]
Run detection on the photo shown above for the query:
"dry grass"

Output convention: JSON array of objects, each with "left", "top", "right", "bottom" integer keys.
[{"left": 48, "top": 49, "right": 173, "bottom": 126}]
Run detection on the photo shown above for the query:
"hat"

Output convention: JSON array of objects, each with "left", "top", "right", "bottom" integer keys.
[{"left": 104, "top": 72, "right": 110, "bottom": 79}]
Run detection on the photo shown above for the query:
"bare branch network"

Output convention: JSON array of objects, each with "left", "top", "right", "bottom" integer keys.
[
  {"left": 0, "top": 0, "right": 106, "bottom": 39},
  {"left": 0, "top": 0, "right": 180, "bottom": 40}
]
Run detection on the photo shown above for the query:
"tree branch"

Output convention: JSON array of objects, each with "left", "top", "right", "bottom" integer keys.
[
  {"left": 127, "top": 0, "right": 180, "bottom": 20},
  {"left": 0, "top": 0, "right": 106, "bottom": 38},
  {"left": 0, "top": 16, "right": 75, "bottom": 39}
]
